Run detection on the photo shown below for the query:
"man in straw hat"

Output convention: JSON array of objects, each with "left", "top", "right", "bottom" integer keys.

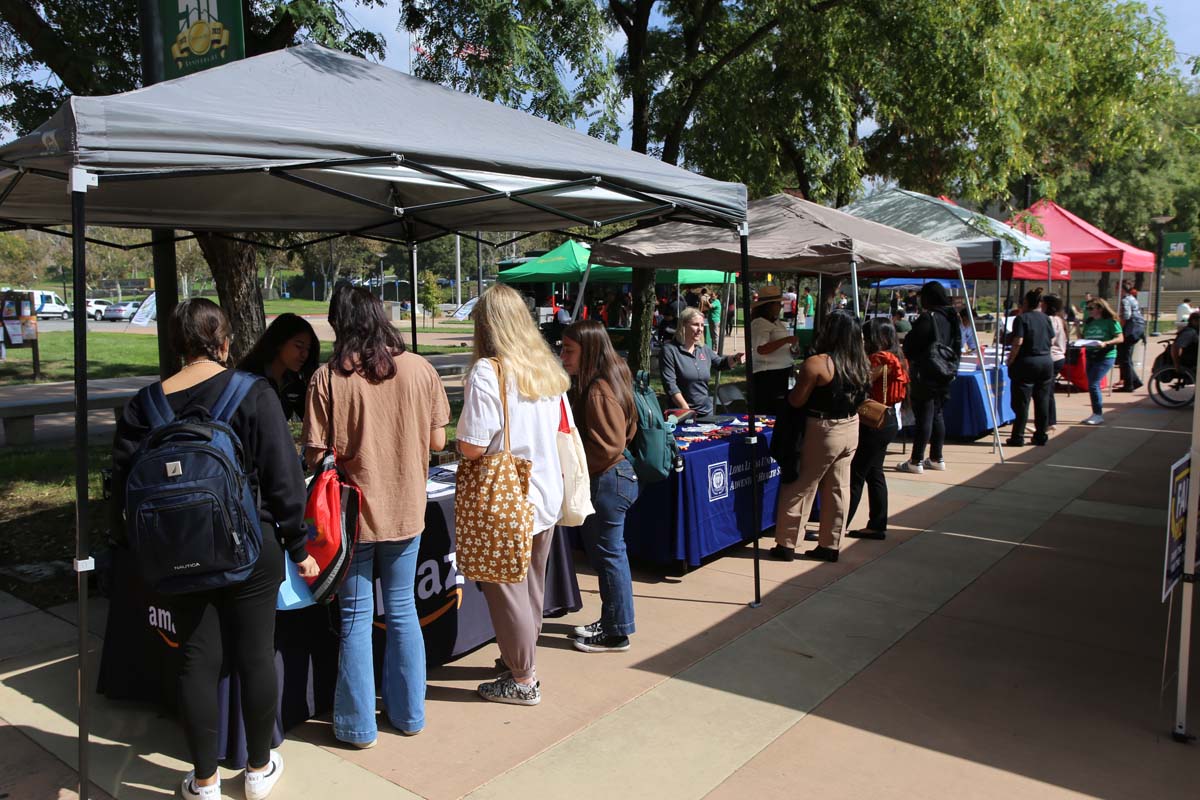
[{"left": 751, "top": 285, "right": 800, "bottom": 415}]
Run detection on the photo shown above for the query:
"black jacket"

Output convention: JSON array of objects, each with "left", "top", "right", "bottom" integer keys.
[{"left": 111, "top": 370, "right": 310, "bottom": 563}]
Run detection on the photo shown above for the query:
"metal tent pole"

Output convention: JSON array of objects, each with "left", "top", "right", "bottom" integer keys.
[
  {"left": 849, "top": 261, "right": 861, "bottom": 317},
  {"left": 410, "top": 244, "right": 419, "bottom": 354},
  {"left": 455, "top": 235, "right": 462, "bottom": 306},
  {"left": 571, "top": 261, "right": 593, "bottom": 322},
  {"left": 993, "top": 242, "right": 1005, "bottom": 454},
  {"left": 738, "top": 225, "right": 762, "bottom": 608},
  {"left": 70, "top": 167, "right": 95, "bottom": 800},
  {"left": 1110, "top": 265, "right": 1125, "bottom": 396},
  {"left": 962, "top": 266, "right": 1004, "bottom": 463},
  {"left": 1174, "top": 386, "right": 1200, "bottom": 742}
]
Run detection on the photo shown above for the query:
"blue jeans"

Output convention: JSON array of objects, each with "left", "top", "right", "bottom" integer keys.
[
  {"left": 579, "top": 459, "right": 639, "bottom": 637},
  {"left": 1086, "top": 357, "right": 1115, "bottom": 415},
  {"left": 334, "top": 537, "right": 425, "bottom": 743}
]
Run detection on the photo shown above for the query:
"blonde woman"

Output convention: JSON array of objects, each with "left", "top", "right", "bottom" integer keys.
[
  {"left": 456, "top": 284, "right": 572, "bottom": 705},
  {"left": 660, "top": 306, "right": 746, "bottom": 417}
]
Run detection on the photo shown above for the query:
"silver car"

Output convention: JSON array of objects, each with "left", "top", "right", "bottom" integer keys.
[{"left": 102, "top": 300, "right": 141, "bottom": 321}]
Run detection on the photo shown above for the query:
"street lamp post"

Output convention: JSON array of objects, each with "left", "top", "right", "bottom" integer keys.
[{"left": 1151, "top": 213, "right": 1176, "bottom": 336}]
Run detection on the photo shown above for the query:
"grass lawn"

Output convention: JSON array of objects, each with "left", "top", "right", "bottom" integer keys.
[
  {"left": 0, "top": 443, "right": 110, "bottom": 608},
  {"left": 0, "top": 332, "right": 466, "bottom": 385}
]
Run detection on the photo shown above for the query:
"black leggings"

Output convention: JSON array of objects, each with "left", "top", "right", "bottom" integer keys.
[
  {"left": 171, "top": 535, "right": 284, "bottom": 778},
  {"left": 848, "top": 413, "right": 900, "bottom": 531}
]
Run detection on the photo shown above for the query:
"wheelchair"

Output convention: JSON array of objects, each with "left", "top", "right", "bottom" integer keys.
[{"left": 1148, "top": 339, "right": 1195, "bottom": 408}]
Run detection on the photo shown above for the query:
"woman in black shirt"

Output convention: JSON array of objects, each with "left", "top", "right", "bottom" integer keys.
[
  {"left": 1006, "top": 290, "right": 1056, "bottom": 446},
  {"left": 237, "top": 313, "right": 319, "bottom": 421},
  {"left": 112, "top": 299, "right": 315, "bottom": 800}
]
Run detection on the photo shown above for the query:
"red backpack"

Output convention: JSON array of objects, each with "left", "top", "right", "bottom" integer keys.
[{"left": 874, "top": 351, "right": 909, "bottom": 405}]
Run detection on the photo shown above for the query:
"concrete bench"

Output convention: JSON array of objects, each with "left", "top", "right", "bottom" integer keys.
[{"left": 0, "top": 391, "right": 139, "bottom": 446}]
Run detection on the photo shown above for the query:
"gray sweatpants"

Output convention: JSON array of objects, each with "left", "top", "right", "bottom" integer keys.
[{"left": 480, "top": 528, "right": 554, "bottom": 683}]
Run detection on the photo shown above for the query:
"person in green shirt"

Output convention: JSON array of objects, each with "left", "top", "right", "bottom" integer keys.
[
  {"left": 1080, "top": 297, "right": 1124, "bottom": 425},
  {"left": 706, "top": 291, "right": 722, "bottom": 347},
  {"left": 802, "top": 287, "right": 816, "bottom": 321}
]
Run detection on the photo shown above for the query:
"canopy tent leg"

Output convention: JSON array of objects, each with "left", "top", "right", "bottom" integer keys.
[
  {"left": 962, "top": 266, "right": 1004, "bottom": 464},
  {"left": 713, "top": 271, "right": 731, "bottom": 404},
  {"left": 738, "top": 226, "right": 762, "bottom": 609},
  {"left": 571, "top": 261, "right": 594, "bottom": 322},
  {"left": 455, "top": 235, "right": 462, "bottom": 307},
  {"left": 410, "top": 244, "right": 420, "bottom": 353},
  {"left": 69, "top": 167, "right": 94, "bottom": 800},
  {"left": 1109, "top": 266, "right": 1125, "bottom": 397},
  {"left": 993, "top": 244, "right": 1005, "bottom": 455},
  {"left": 850, "top": 261, "right": 861, "bottom": 318},
  {"left": 1174, "top": 384, "right": 1200, "bottom": 742}
]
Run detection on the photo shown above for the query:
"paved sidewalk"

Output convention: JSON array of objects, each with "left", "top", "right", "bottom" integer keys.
[{"left": 1, "top": 387, "right": 1196, "bottom": 798}]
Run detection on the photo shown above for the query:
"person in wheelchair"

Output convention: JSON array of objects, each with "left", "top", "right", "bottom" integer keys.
[{"left": 1171, "top": 311, "right": 1200, "bottom": 377}]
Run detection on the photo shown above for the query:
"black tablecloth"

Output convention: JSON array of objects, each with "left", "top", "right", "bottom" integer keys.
[{"left": 97, "top": 490, "right": 581, "bottom": 767}]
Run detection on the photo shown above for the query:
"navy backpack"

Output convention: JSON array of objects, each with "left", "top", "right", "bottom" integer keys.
[{"left": 124, "top": 372, "right": 264, "bottom": 594}]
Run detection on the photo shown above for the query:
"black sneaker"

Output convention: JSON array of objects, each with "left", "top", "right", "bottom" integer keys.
[
  {"left": 847, "top": 529, "right": 886, "bottom": 540},
  {"left": 803, "top": 545, "right": 839, "bottom": 562},
  {"left": 768, "top": 545, "right": 795, "bottom": 562},
  {"left": 572, "top": 620, "right": 603, "bottom": 638},
  {"left": 573, "top": 634, "right": 631, "bottom": 653}
]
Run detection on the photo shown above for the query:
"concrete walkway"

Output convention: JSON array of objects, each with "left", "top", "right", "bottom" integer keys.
[{"left": 1, "top": 387, "right": 1197, "bottom": 799}]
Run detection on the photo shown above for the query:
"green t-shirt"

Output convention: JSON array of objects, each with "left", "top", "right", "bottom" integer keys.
[
  {"left": 1082, "top": 317, "right": 1121, "bottom": 360},
  {"left": 708, "top": 297, "right": 721, "bottom": 326},
  {"left": 804, "top": 294, "right": 815, "bottom": 316}
]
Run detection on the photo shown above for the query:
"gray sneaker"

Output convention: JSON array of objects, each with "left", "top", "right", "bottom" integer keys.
[
  {"left": 478, "top": 676, "right": 541, "bottom": 706},
  {"left": 573, "top": 620, "right": 603, "bottom": 638}
]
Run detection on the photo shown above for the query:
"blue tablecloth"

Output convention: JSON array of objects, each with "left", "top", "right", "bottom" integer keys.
[
  {"left": 625, "top": 419, "right": 780, "bottom": 567},
  {"left": 942, "top": 364, "right": 1015, "bottom": 439}
]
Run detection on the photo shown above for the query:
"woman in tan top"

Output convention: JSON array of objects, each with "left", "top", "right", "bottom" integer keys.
[
  {"left": 303, "top": 286, "right": 450, "bottom": 747},
  {"left": 560, "top": 320, "right": 639, "bottom": 653}
]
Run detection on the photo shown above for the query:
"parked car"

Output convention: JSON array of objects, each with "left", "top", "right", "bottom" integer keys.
[
  {"left": 85, "top": 298, "right": 111, "bottom": 320},
  {"left": 102, "top": 300, "right": 141, "bottom": 321}
]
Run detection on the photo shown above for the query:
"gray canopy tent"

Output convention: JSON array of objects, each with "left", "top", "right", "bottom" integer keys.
[
  {"left": 0, "top": 43, "right": 747, "bottom": 797},
  {"left": 593, "top": 194, "right": 999, "bottom": 602}
]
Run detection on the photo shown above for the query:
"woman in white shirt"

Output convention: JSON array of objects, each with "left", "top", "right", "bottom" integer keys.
[
  {"left": 750, "top": 285, "right": 798, "bottom": 415},
  {"left": 1042, "top": 294, "right": 1068, "bottom": 429},
  {"left": 457, "top": 284, "right": 571, "bottom": 707}
]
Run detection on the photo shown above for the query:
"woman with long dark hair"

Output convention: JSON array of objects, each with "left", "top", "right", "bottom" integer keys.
[
  {"left": 845, "top": 319, "right": 908, "bottom": 540},
  {"left": 238, "top": 313, "right": 319, "bottom": 419},
  {"left": 113, "top": 299, "right": 316, "bottom": 800},
  {"left": 302, "top": 287, "right": 450, "bottom": 747},
  {"left": 560, "top": 320, "right": 639, "bottom": 652},
  {"left": 771, "top": 312, "right": 870, "bottom": 563},
  {"left": 1042, "top": 294, "right": 1068, "bottom": 429}
]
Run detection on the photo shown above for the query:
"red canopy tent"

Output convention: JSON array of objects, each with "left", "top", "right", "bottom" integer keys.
[{"left": 1011, "top": 199, "right": 1154, "bottom": 273}]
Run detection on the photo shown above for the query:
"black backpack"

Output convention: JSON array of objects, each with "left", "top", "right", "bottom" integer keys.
[{"left": 915, "top": 310, "right": 961, "bottom": 387}]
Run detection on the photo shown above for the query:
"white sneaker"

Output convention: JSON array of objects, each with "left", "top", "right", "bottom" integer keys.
[
  {"left": 922, "top": 459, "right": 947, "bottom": 471},
  {"left": 245, "top": 750, "right": 285, "bottom": 800},
  {"left": 573, "top": 620, "right": 603, "bottom": 638},
  {"left": 897, "top": 460, "right": 923, "bottom": 474},
  {"left": 1082, "top": 414, "right": 1104, "bottom": 426},
  {"left": 180, "top": 772, "right": 220, "bottom": 800}
]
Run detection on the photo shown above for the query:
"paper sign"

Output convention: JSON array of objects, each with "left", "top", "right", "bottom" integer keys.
[
  {"left": 3, "top": 320, "right": 23, "bottom": 344},
  {"left": 130, "top": 292, "right": 156, "bottom": 327},
  {"left": 1164, "top": 454, "right": 1190, "bottom": 601}
]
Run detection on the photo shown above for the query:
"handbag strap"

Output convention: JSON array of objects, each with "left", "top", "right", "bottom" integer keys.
[
  {"left": 880, "top": 363, "right": 888, "bottom": 401},
  {"left": 559, "top": 396, "right": 571, "bottom": 434},
  {"left": 490, "top": 358, "right": 512, "bottom": 453}
]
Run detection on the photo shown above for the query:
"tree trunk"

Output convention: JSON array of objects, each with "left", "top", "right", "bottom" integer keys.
[
  {"left": 627, "top": 267, "right": 657, "bottom": 376},
  {"left": 195, "top": 233, "right": 265, "bottom": 363}
]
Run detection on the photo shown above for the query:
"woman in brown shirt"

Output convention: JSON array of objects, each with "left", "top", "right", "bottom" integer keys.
[
  {"left": 560, "top": 321, "right": 639, "bottom": 653},
  {"left": 303, "top": 287, "right": 450, "bottom": 747}
]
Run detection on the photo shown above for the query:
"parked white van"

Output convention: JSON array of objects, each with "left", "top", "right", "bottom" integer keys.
[{"left": 2, "top": 289, "right": 72, "bottom": 319}]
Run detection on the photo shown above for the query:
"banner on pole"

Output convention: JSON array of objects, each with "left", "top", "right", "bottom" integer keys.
[
  {"left": 1164, "top": 453, "right": 1191, "bottom": 601},
  {"left": 1165, "top": 233, "right": 1193, "bottom": 269},
  {"left": 161, "top": 0, "right": 245, "bottom": 81},
  {"left": 131, "top": 293, "right": 157, "bottom": 327}
]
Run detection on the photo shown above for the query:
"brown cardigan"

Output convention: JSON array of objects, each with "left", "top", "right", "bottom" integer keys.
[{"left": 577, "top": 378, "right": 637, "bottom": 476}]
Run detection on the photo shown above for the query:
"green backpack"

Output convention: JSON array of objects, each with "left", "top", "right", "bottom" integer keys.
[{"left": 625, "top": 370, "right": 679, "bottom": 483}]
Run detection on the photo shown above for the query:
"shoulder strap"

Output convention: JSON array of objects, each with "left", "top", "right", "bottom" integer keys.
[
  {"left": 490, "top": 358, "right": 511, "bottom": 453},
  {"left": 559, "top": 395, "right": 571, "bottom": 434},
  {"left": 142, "top": 383, "right": 176, "bottom": 430},
  {"left": 211, "top": 371, "right": 258, "bottom": 423}
]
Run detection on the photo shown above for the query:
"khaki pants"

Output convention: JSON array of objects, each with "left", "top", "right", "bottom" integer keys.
[
  {"left": 480, "top": 528, "right": 554, "bottom": 683},
  {"left": 775, "top": 416, "right": 859, "bottom": 549}
]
